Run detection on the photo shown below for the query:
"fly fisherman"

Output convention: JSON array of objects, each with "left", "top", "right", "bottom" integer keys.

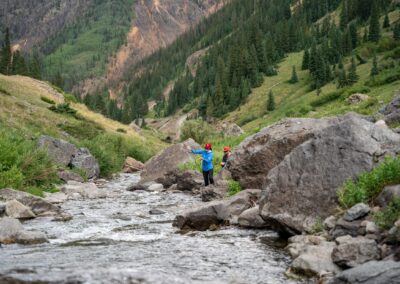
[{"left": 191, "top": 143, "right": 214, "bottom": 186}]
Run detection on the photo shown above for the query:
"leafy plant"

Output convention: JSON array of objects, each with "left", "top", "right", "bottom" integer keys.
[
  {"left": 49, "top": 103, "right": 77, "bottom": 116},
  {"left": 373, "top": 198, "right": 400, "bottom": 230},
  {"left": 180, "top": 119, "right": 216, "bottom": 144},
  {"left": 116, "top": 128, "right": 127, "bottom": 133},
  {"left": 228, "top": 180, "right": 242, "bottom": 196},
  {"left": 310, "top": 91, "right": 343, "bottom": 108},
  {"left": 40, "top": 96, "right": 56, "bottom": 105}
]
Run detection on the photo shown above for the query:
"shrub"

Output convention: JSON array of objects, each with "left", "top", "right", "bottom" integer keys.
[
  {"left": 338, "top": 157, "right": 400, "bottom": 208},
  {"left": 228, "top": 180, "right": 242, "bottom": 196},
  {"left": 373, "top": 198, "right": 400, "bottom": 229},
  {"left": 49, "top": 103, "right": 77, "bottom": 116},
  {"left": 237, "top": 114, "right": 257, "bottom": 126},
  {"left": 64, "top": 93, "right": 78, "bottom": 103},
  {"left": 40, "top": 96, "right": 56, "bottom": 105},
  {"left": 116, "top": 128, "right": 127, "bottom": 133},
  {"left": 310, "top": 91, "right": 343, "bottom": 108},
  {"left": 58, "top": 120, "right": 103, "bottom": 140},
  {"left": 384, "top": 47, "right": 400, "bottom": 60},
  {"left": 180, "top": 120, "right": 215, "bottom": 144}
]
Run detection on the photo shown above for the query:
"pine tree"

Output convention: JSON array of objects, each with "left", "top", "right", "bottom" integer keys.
[
  {"left": 267, "top": 90, "right": 275, "bottom": 111},
  {"left": 383, "top": 12, "right": 390, "bottom": 29},
  {"left": 29, "top": 52, "right": 41, "bottom": 79},
  {"left": 289, "top": 65, "right": 299, "bottom": 84},
  {"left": 368, "top": 0, "right": 381, "bottom": 42},
  {"left": 337, "top": 68, "right": 347, "bottom": 88},
  {"left": 302, "top": 49, "right": 310, "bottom": 70},
  {"left": 370, "top": 54, "right": 379, "bottom": 76},
  {"left": 394, "top": 23, "right": 400, "bottom": 41},
  {"left": 340, "top": 0, "right": 349, "bottom": 30},
  {"left": 0, "top": 28, "right": 12, "bottom": 75},
  {"left": 347, "top": 57, "right": 359, "bottom": 85}
]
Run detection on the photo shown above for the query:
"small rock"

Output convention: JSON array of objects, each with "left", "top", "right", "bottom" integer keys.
[
  {"left": 200, "top": 185, "right": 227, "bottom": 202},
  {"left": 57, "top": 170, "right": 84, "bottom": 183},
  {"left": 126, "top": 184, "right": 148, "bottom": 191},
  {"left": 287, "top": 235, "right": 326, "bottom": 259},
  {"left": 0, "top": 217, "right": 24, "bottom": 244},
  {"left": 52, "top": 212, "right": 73, "bottom": 222},
  {"left": 43, "top": 192, "right": 68, "bottom": 204},
  {"left": 61, "top": 181, "right": 107, "bottom": 199},
  {"left": 15, "top": 230, "right": 48, "bottom": 245},
  {"left": 323, "top": 215, "right": 337, "bottom": 230},
  {"left": 148, "top": 183, "right": 164, "bottom": 192},
  {"left": 238, "top": 206, "right": 268, "bottom": 228},
  {"left": 331, "top": 219, "right": 364, "bottom": 238},
  {"left": 346, "top": 93, "right": 370, "bottom": 105},
  {"left": 362, "top": 220, "right": 379, "bottom": 234},
  {"left": 71, "top": 148, "right": 100, "bottom": 179},
  {"left": 343, "top": 203, "right": 370, "bottom": 221},
  {"left": 122, "top": 157, "right": 144, "bottom": 173},
  {"left": 5, "top": 200, "right": 36, "bottom": 219},
  {"left": 332, "top": 235, "right": 380, "bottom": 268},
  {"left": 149, "top": 209, "right": 166, "bottom": 215}
]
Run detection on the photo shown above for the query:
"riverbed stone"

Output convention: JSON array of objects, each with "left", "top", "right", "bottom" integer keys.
[
  {"left": 332, "top": 235, "right": 380, "bottom": 268},
  {"left": 43, "top": 192, "right": 68, "bottom": 204},
  {"left": 5, "top": 200, "right": 36, "bottom": 219},
  {"left": 71, "top": 148, "right": 100, "bottom": 179},
  {"left": 343, "top": 203, "right": 370, "bottom": 221},
  {"left": 260, "top": 113, "right": 400, "bottom": 235},
  {"left": 238, "top": 206, "right": 268, "bottom": 228},
  {"left": 61, "top": 181, "right": 107, "bottom": 199},
  {"left": 0, "top": 217, "right": 24, "bottom": 244},
  {"left": 176, "top": 170, "right": 204, "bottom": 191},
  {"left": 323, "top": 216, "right": 337, "bottom": 231},
  {"left": 148, "top": 183, "right": 164, "bottom": 192},
  {"left": 0, "top": 188, "right": 60, "bottom": 215},
  {"left": 57, "top": 170, "right": 84, "bottom": 183},
  {"left": 331, "top": 219, "right": 365, "bottom": 238},
  {"left": 173, "top": 189, "right": 261, "bottom": 231},
  {"left": 15, "top": 230, "right": 48, "bottom": 245},
  {"left": 200, "top": 184, "right": 228, "bottom": 201},
  {"left": 327, "top": 260, "right": 400, "bottom": 284},
  {"left": 122, "top": 156, "right": 144, "bottom": 173},
  {"left": 287, "top": 235, "right": 327, "bottom": 259}
]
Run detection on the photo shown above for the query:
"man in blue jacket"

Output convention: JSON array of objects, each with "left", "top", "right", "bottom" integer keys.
[{"left": 191, "top": 143, "right": 214, "bottom": 186}]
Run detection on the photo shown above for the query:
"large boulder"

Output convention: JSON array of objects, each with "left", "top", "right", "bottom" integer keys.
[
  {"left": 327, "top": 260, "right": 400, "bottom": 284},
  {"left": 260, "top": 114, "right": 400, "bottom": 235},
  {"left": 0, "top": 188, "right": 60, "bottom": 216},
  {"left": 61, "top": 181, "right": 107, "bottom": 199},
  {"left": 380, "top": 93, "right": 400, "bottom": 125},
  {"left": 176, "top": 170, "right": 204, "bottom": 192},
  {"left": 238, "top": 206, "right": 268, "bottom": 228},
  {"left": 173, "top": 189, "right": 261, "bottom": 231},
  {"left": 227, "top": 117, "right": 335, "bottom": 189},
  {"left": 122, "top": 157, "right": 144, "bottom": 173},
  {"left": 200, "top": 184, "right": 228, "bottom": 202},
  {"left": 332, "top": 235, "right": 380, "bottom": 268},
  {"left": 5, "top": 200, "right": 36, "bottom": 219},
  {"left": 140, "top": 139, "right": 201, "bottom": 184},
  {"left": 0, "top": 217, "right": 47, "bottom": 245},
  {"left": 38, "top": 135, "right": 99, "bottom": 179}
]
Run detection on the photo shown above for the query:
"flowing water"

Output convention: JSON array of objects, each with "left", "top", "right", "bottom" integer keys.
[{"left": 1, "top": 174, "right": 305, "bottom": 284}]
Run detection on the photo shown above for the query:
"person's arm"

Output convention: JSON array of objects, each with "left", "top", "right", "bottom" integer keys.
[
  {"left": 191, "top": 149, "right": 205, "bottom": 155},
  {"left": 203, "top": 152, "right": 213, "bottom": 163}
]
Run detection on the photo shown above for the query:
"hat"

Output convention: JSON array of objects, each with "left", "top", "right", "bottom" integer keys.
[
  {"left": 223, "top": 146, "right": 231, "bottom": 152},
  {"left": 205, "top": 143, "right": 212, "bottom": 150}
]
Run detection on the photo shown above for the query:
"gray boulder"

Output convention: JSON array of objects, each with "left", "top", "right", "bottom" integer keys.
[
  {"left": 200, "top": 184, "right": 228, "bottom": 201},
  {"left": 43, "top": 192, "right": 68, "bottom": 204},
  {"left": 0, "top": 202, "right": 5, "bottom": 215},
  {"left": 15, "top": 230, "right": 48, "bottom": 245},
  {"left": 287, "top": 235, "right": 327, "bottom": 259},
  {"left": 5, "top": 200, "right": 36, "bottom": 219},
  {"left": 0, "top": 188, "right": 59, "bottom": 216},
  {"left": 141, "top": 139, "right": 201, "bottom": 184},
  {"left": 38, "top": 135, "right": 77, "bottom": 166},
  {"left": 380, "top": 94, "right": 400, "bottom": 125},
  {"left": 61, "top": 181, "right": 107, "bottom": 199},
  {"left": 71, "top": 148, "right": 100, "bottom": 179},
  {"left": 57, "top": 170, "right": 84, "bottom": 183},
  {"left": 238, "top": 206, "right": 268, "bottom": 228},
  {"left": 260, "top": 114, "right": 400, "bottom": 235},
  {"left": 176, "top": 170, "right": 204, "bottom": 191},
  {"left": 331, "top": 219, "right": 365, "bottom": 239},
  {"left": 376, "top": 185, "right": 400, "bottom": 208},
  {"left": 173, "top": 189, "right": 261, "bottom": 231},
  {"left": 327, "top": 260, "right": 400, "bottom": 284},
  {"left": 343, "top": 203, "right": 370, "bottom": 221},
  {"left": 332, "top": 235, "right": 380, "bottom": 268},
  {"left": 0, "top": 217, "right": 47, "bottom": 245}
]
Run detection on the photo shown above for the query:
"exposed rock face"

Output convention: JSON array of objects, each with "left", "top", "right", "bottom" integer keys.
[
  {"left": 327, "top": 260, "right": 400, "bottom": 284},
  {"left": 380, "top": 94, "right": 400, "bottom": 125},
  {"left": 140, "top": 139, "right": 201, "bottom": 184},
  {"left": 0, "top": 217, "right": 47, "bottom": 245},
  {"left": 176, "top": 170, "right": 204, "bottom": 191},
  {"left": 38, "top": 135, "right": 100, "bottom": 179},
  {"left": 259, "top": 114, "right": 400, "bottom": 235},
  {"left": 238, "top": 206, "right": 268, "bottom": 228},
  {"left": 173, "top": 189, "right": 261, "bottom": 231},
  {"left": 122, "top": 157, "right": 144, "bottom": 173},
  {"left": 5, "top": 200, "right": 36, "bottom": 219},
  {"left": 0, "top": 188, "right": 59, "bottom": 216},
  {"left": 332, "top": 236, "right": 380, "bottom": 268},
  {"left": 376, "top": 185, "right": 400, "bottom": 208},
  {"left": 227, "top": 117, "right": 335, "bottom": 189}
]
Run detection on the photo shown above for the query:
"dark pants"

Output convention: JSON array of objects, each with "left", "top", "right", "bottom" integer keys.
[{"left": 203, "top": 169, "right": 214, "bottom": 186}]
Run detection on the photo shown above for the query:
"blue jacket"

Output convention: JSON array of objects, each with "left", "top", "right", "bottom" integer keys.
[{"left": 191, "top": 149, "right": 214, "bottom": 171}]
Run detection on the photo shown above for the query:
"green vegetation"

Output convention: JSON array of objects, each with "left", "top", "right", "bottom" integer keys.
[
  {"left": 180, "top": 120, "right": 216, "bottom": 144},
  {"left": 0, "top": 126, "right": 59, "bottom": 196},
  {"left": 48, "top": 103, "right": 77, "bottom": 116},
  {"left": 338, "top": 157, "right": 400, "bottom": 208},
  {"left": 267, "top": 90, "right": 276, "bottom": 111},
  {"left": 227, "top": 180, "right": 242, "bottom": 197},
  {"left": 373, "top": 198, "right": 400, "bottom": 229},
  {"left": 311, "top": 218, "right": 324, "bottom": 234},
  {"left": 40, "top": 96, "right": 56, "bottom": 105}
]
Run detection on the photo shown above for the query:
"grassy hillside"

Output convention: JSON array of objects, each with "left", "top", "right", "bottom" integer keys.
[{"left": 0, "top": 74, "right": 165, "bottom": 195}]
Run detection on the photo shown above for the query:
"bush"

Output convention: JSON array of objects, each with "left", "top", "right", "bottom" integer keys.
[
  {"left": 237, "top": 114, "right": 257, "bottom": 127},
  {"left": 373, "top": 198, "right": 400, "bottom": 229},
  {"left": 116, "top": 128, "right": 127, "bottom": 133},
  {"left": 64, "top": 93, "right": 78, "bottom": 103},
  {"left": 40, "top": 96, "right": 56, "bottom": 105},
  {"left": 0, "top": 87, "right": 12, "bottom": 96},
  {"left": 228, "top": 180, "right": 242, "bottom": 196},
  {"left": 58, "top": 120, "right": 103, "bottom": 140},
  {"left": 310, "top": 91, "right": 343, "bottom": 108},
  {"left": 338, "top": 157, "right": 400, "bottom": 208},
  {"left": 366, "top": 69, "right": 400, "bottom": 87},
  {"left": 384, "top": 47, "right": 400, "bottom": 60},
  {"left": 49, "top": 103, "right": 77, "bottom": 116},
  {"left": 180, "top": 120, "right": 215, "bottom": 144}
]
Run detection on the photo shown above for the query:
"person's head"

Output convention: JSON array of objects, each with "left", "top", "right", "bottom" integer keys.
[
  {"left": 223, "top": 146, "right": 231, "bottom": 153},
  {"left": 205, "top": 143, "right": 212, "bottom": 151}
]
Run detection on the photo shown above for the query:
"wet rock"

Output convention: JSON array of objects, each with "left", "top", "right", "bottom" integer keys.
[
  {"left": 260, "top": 113, "right": 400, "bottom": 235},
  {"left": 15, "top": 230, "right": 48, "bottom": 245},
  {"left": 71, "top": 148, "right": 100, "bottom": 179},
  {"left": 176, "top": 170, "right": 203, "bottom": 191},
  {"left": 347, "top": 93, "right": 369, "bottom": 105},
  {"left": 61, "top": 181, "right": 107, "bottom": 199},
  {"left": 173, "top": 189, "right": 261, "bottom": 231},
  {"left": 376, "top": 185, "right": 400, "bottom": 208},
  {"left": 141, "top": 139, "right": 201, "bottom": 184},
  {"left": 343, "top": 203, "right": 370, "bottom": 221},
  {"left": 148, "top": 183, "right": 164, "bottom": 192},
  {"left": 331, "top": 219, "right": 364, "bottom": 238},
  {"left": 43, "top": 192, "right": 68, "bottom": 204},
  {"left": 0, "top": 188, "right": 60, "bottom": 216},
  {"left": 52, "top": 212, "right": 73, "bottom": 222},
  {"left": 122, "top": 157, "right": 144, "bottom": 173},
  {"left": 149, "top": 209, "right": 166, "bottom": 215},
  {"left": 332, "top": 235, "right": 380, "bottom": 268},
  {"left": 200, "top": 185, "right": 227, "bottom": 202},
  {"left": 323, "top": 216, "right": 337, "bottom": 231},
  {"left": 287, "top": 235, "right": 327, "bottom": 259},
  {"left": 37, "top": 135, "right": 77, "bottom": 166},
  {"left": 5, "top": 200, "right": 36, "bottom": 219},
  {"left": 57, "top": 170, "right": 84, "bottom": 183},
  {"left": 238, "top": 206, "right": 268, "bottom": 228},
  {"left": 327, "top": 260, "right": 400, "bottom": 284},
  {"left": 126, "top": 183, "right": 149, "bottom": 192},
  {"left": 0, "top": 217, "right": 24, "bottom": 244},
  {"left": 290, "top": 241, "right": 340, "bottom": 277}
]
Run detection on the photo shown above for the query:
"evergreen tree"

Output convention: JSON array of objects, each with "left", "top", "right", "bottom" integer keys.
[
  {"left": 302, "top": 49, "right": 310, "bottom": 70},
  {"left": 11, "top": 51, "right": 27, "bottom": 75},
  {"left": 337, "top": 68, "right": 347, "bottom": 88},
  {"left": 289, "top": 65, "right": 299, "bottom": 84},
  {"left": 0, "top": 28, "right": 12, "bottom": 75},
  {"left": 347, "top": 57, "right": 359, "bottom": 85},
  {"left": 370, "top": 54, "right": 379, "bottom": 76},
  {"left": 29, "top": 52, "right": 41, "bottom": 79},
  {"left": 340, "top": 0, "right": 349, "bottom": 30},
  {"left": 368, "top": 0, "right": 381, "bottom": 42},
  {"left": 267, "top": 90, "right": 275, "bottom": 111},
  {"left": 383, "top": 12, "right": 390, "bottom": 29},
  {"left": 394, "top": 23, "right": 400, "bottom": 40}
]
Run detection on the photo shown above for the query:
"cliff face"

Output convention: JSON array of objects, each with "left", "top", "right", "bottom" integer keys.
[
  {"left": 0, "top": 0, "right": 90, "bottom": 51},
  {"left": 105, "top": 0, "right": 224, "bottom": 88}
]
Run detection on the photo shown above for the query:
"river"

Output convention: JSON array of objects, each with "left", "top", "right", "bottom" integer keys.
[{"left": 0, "top": 174, "right": 306, "bottom": 284}]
